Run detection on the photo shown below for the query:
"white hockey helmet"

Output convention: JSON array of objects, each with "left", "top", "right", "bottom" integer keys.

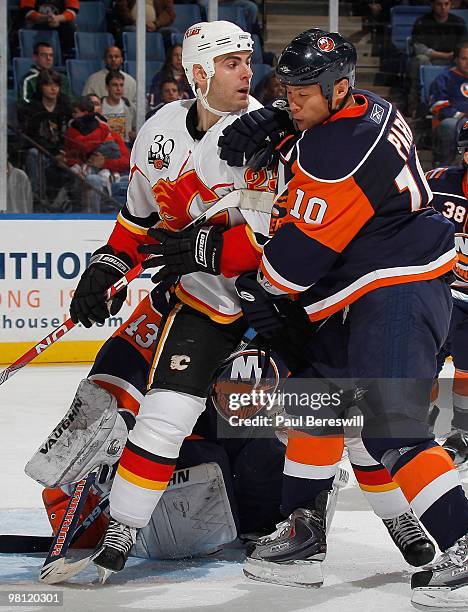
[{"left": 182, "top": 20, "right": 254, "bottom": 116}]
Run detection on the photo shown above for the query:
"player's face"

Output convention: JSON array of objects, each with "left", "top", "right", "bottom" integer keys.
[
  {"left": 208, "top": 52, "right": 253, "bottom": 112},
  {"left": 456, "top": 47, "right": 468, "bottom": 76},
  {"left": 286, "top": 83, "right": 330, "bottom": 130}
]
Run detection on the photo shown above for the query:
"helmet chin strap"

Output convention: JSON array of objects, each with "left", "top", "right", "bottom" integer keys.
[{"left": 197, "top": 76, "right": 232, "bottom": 118}]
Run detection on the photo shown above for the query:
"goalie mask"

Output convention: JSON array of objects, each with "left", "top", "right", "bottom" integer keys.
[{"left": 182, "top": 20, "right": 254, "bottom": 117}]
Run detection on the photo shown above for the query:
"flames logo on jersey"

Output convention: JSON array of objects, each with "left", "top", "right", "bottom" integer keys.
[
  {"left": 153, "top": 169, "right": 224, "bottom": 231},
  {"left": 317, "top": 37, "right": 335, "bottom": 52}
]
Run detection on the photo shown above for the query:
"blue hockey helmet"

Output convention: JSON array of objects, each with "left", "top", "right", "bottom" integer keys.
[{"left": 275, "top": 29, "right": 357, "bottom": 104}]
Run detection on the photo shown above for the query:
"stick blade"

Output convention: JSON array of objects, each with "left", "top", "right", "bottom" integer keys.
[{"left": 39, "top": 554, "right": 94, "bottom": 584}]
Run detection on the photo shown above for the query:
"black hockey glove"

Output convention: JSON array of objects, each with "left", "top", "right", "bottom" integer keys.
[
  {"left": 70, "top": 245, "right": 133, "bottom": 328},
  {"left": 138, "top": 225, "right": 224, "bottom": 283},
  {"left": 235, "top": 272, "right": 313, "bottom": 373},
  {"left": 218, "top": 101, "right": 296, "bottom": 167}
]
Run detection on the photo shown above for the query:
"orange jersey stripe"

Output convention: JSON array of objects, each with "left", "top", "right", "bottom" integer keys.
[
  {"left": 93, "top": 379, "right": 140, "bottom": 416},
  {"left": 392, "top": 445, "right": 455, "bottom": 503},
  {"left": 286, "top": 433, "right": 344, "bottom": 466},
  {"left": 175, "top": 284, "right": 243, "bottom": 324},
  {"left": 287, "top": 162, "right": 375, "bottom": 254},
  {"left": 306, "top": 255, "right": 456, "bottom": 321}
]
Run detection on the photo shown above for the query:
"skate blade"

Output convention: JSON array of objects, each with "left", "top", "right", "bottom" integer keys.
[
  {"left": 95, "top": 563, "right": 116, "bottom": 585},
  {"left": 412, "top": 586, "right": 468, "bottom": 610},
  {"left": 243, "top": 557, "right": 323, "bottom": 588}
]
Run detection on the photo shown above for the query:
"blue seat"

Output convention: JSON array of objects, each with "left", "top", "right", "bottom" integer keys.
[
  {"left": 420, "top": 65, "right": 446, "bottom": 107},
  {"left": 74, "top": 32, "right": 114, "bottom": 60},
  {"left": 124, "top": 61, "right": 164, "bottom": 90},
  {"left": 452, "top": 9, "right": 468, "bottom": 25},
  {"left": 66, "top": 59, "right": 103, "bottom": 96},
  {"left": 251, "top": 34, "right": 263, "bottom": 64},
  {"left": 170, "top": 32, "right": 184, "bottom": 47},
  {"left": 251, "top": 63, "right": 272, "bottom": 92},
  {"left": 173, "top": 4, "right": 202, "bottom": 35},
  {"left": 390, "top": 5, "right": 431, "bottom": 53},
  {"left": 122, "top": 32, "right": 165, "bottom": 62},
  {"left": 18, "top": 29, "right": 62, "bottom": 65},
  {"left": 7, "top": 89, "right": 18, "bottom": 131},
  {"left": 75, "top": 1, "right": 107, "bottom": 32},
  {"left": 218, "top": 6, "right": 248, "bottom": 31},
  {"left": 12, "top": 56, "right": 34, "bottom": 91},
  {"left": 111, "top": 175, "right": 129, "bottom": 206}
]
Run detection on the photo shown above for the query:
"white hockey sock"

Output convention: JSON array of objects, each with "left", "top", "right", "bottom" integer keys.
[{"left": 109, "top": 389, "right": 206, "bottom": 528}]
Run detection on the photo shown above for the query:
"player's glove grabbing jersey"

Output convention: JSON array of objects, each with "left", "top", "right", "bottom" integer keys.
[{"left": 107, "top": 98, "right": 273, "bottom": 323}]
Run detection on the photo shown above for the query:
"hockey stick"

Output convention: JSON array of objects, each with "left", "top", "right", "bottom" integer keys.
[
  {"left": 0, "top": 189, "right": 248, "bottom": 387},
  {"left": 40, "top": 473, "right": 97, "bottom": 584},
  {"left": 0, "top": 495, "right": 110, "bottom": 554}
]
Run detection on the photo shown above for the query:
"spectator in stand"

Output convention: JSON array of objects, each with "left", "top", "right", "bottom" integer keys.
[
  {"left": 148, "top": 44, "right": 192, "bottom": 107},
  {"left": 19, "top": 0, "right": 80, "bottom": 61},
  {"left": 253, "top": 69, "right": 285, "bottom": 105},
  {"left": 64, "top": 96, "right": 130, "bottom": 213},
  {"left": 83, "top": 46, "right": 137, "bottom": 105},
  {"left": 147, "top": 76, "right": 181, "bottom": 116},
  {"left": 101, "top": 70, "right": 136, "bottom": 144},
  {"left": 408, "top": 0, "right": 467, "bottom": 116},
  {"left": 429, "top": 39, "right": 468, "bottom": 164},
  {"left": 17, "top": 41, "right": 72, "bottom": 105},
  {"left": 85, "top": 93, "right": 108, "bottom": 123},
  {"left": 18, "top": 68, "right": 72, "bottom": 203},
  {"left": 114, "top": 0, "right": 179, "bottom": 46}
]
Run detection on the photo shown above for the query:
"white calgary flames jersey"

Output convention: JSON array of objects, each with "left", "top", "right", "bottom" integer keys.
[{"left": 116, "top": 97, "right": 273, "bottom": 322}]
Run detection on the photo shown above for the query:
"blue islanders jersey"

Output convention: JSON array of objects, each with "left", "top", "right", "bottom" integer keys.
[
  {"left": 260, "top": 89, "right": 457, "bottom": 321},
  {"left": 426, "top": 165, "right": 468, "bottom": 298}
]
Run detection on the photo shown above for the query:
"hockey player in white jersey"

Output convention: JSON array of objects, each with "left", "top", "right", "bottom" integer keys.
[{"left": 67, "top": 20, "right": 275, "bottom": 582}]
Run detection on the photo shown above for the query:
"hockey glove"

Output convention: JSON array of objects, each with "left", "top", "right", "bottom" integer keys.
[
  {"left": 139, "top": 225, "right": 223, "bottom": 283},
  {"left": 70, "top": 245, "right": 133, "bottom": 328},
  {"left": 218, "top": 101, "right": 296, "bottom": 167},
  {"left": 235, "top": 272, "right": 313, "bottom": 372}
]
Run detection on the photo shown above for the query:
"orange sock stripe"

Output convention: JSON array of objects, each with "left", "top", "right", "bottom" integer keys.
[
  {"left": 392, "top": 445, "right": 456, "bottom": 503},
  {"left": 117, "top": 464, "right": 169, "bottom": 490},
  {"left": 119, "top": 446, "right": 176, "bottom": 481},
  {"left": 359, "top": 481, "right": 401, "bottom": 493},
  {"left": 454, "top": 369, "right": 468, "bottom": 396},
  {"left": 353, "top": 467, "right": 394, "bottom": 486},
  {"left": 431, "top": 379, "right": 439, "bottom": 403},
  {"left": 93, "top": 380, "right": 141, "bottom": 416},
  {"left": 285, "top": 433, "right": 344, "bottom": 465}
]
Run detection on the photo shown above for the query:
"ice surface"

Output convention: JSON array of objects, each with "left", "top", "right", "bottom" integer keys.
[{"left": 0, "top": 363, "right": 464, "bottom": 611}]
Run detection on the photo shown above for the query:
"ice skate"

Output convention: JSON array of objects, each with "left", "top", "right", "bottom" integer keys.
[
  {"left": 411, "top": 534, "right": 468, "bottom": 609},
  {"left": 383, "top": 510, "right": 435, "bottom": 567},
  {"left": 441, "top": 430, "right": 468, "bottom": 470},
  {"left": 93, "top": 519, "right": 137, "bottom": 584},
  {"left": 243, "top": 491, "right": 327, "bottom": 587}
]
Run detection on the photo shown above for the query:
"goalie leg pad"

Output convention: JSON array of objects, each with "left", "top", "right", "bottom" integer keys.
[
  {"left": 25, "top": 379, "right": 128, "bottom": 487},
  {"left": 132, "top": 462, "right": 237, "bottom": 560}
]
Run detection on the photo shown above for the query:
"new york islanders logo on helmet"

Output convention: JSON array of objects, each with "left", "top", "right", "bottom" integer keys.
[
  {"left": 317, "top": 36, "right": 335, "bottom": 52},
  {"left": 461, "top": 82, "right": 468, "bottom": 98}
]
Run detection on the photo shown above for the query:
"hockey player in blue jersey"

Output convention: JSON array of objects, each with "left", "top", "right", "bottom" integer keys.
[
  {"left": 214, "top": 27, "right": 468, "bottom": 609},
  {"left": 427, "top": 122, "right": 468, "bottom": 468}
]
